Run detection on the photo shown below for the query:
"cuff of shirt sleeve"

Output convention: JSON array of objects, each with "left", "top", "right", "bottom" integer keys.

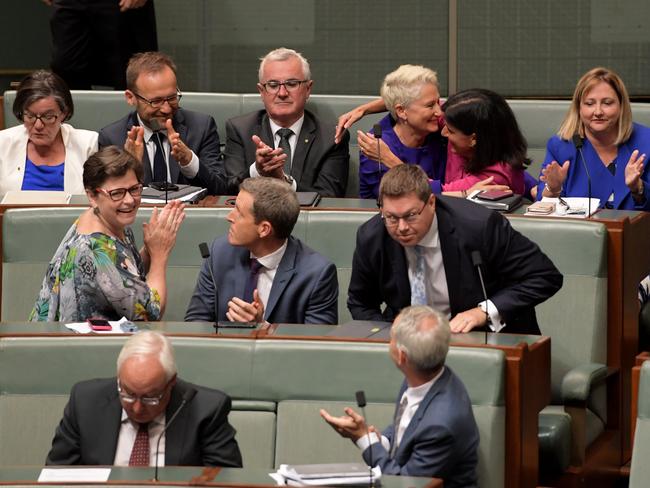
[
  {"left": 249, "top": 162, "right": 260, "bottom": 178},
  {"left": 178, "top": 151, "right": 199, "bottom": 178},
  {"left": 355, "top": 432, "right": 385, "bottom": 451},
  {"left": 478, "top": 300, "right": 506, "bottom": 333}
]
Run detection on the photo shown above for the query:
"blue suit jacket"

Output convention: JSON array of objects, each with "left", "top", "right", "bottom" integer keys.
[
  {"left": 536, "top": 122, "right": 650, "bottom": 210},
  {"left": 98, "top": 109, "right": 234, "bottom": 195},
  {"left": 362, "top": 367, "right": 479, "bottom": 487},
  {"left": 185, "top": 236, "right": 338, "bottom": 324}
]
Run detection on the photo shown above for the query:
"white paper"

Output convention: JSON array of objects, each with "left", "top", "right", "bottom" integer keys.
[
  {"left": 38, "top": 468, "right": 111, "bottom": 482},
  {"left": 65, "top": 317, "right": 132, "bottom": 334},
  {"left": 273, "top": 464, "right": 381, "bottom": 486},
  {"left": 525, "top": 197, "right": 601, "bottom": 219}
]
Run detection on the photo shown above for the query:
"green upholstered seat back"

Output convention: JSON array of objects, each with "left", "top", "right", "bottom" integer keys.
[
  {"left": 508, "top": 217, "right": 608, "bottom": 402},
  {"left": 630, "top": 361, "right": 650, "bottom": 488}
]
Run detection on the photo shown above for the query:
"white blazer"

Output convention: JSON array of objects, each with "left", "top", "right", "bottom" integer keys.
[{"left": 0, "top": 123, "right": 98, "bottom": 198}]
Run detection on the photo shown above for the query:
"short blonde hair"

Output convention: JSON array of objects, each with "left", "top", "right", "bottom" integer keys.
[
  {"left": 557, "top": 67, "right": 633, "bottom": 145},
  {"left": 380, "top": 64, "right": 438, "bottom": 119}
]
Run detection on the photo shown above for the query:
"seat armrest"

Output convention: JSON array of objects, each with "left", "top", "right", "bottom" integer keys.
[{"left": 561, "top": 363, "right": 609, "bottom": 403}]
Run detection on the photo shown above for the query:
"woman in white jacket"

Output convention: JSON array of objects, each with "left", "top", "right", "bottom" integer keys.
[{"left": 0, "top": 70, "right": 97, "bottom": 199}]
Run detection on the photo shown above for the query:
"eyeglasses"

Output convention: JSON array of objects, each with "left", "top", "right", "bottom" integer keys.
[
  {"left": 260, "top": 79, "right": 310, "bottom": 93},
  {"left": 97, "top": 183, "right": 143, "bottom": 201},
  {"left": 133, "top": 90, "right": 182, "bottom": 108},
  {"left": 381, "top": 202, "right": 428, "bottom": 227},
  {"left": 117, "top": 379, "right": 169, "bottom": 406},
  {"left": 22, "top": 111, "right": 62, "bottom": 126}
]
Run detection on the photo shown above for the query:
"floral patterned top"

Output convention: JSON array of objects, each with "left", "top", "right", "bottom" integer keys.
[{"left": 29, "top": 221, "right": 161, "bottom": 322}]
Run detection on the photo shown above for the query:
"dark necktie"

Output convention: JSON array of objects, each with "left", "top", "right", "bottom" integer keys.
[
  {"left": 152, "top": 132, "right": 168, "bottom": 183},
  {"left": 277, "top": 128, "right": 293, "bottom": 175},
  {"left": 390, "top": 395, "right": 409, "bottom": 458},
  {"left": 243, "top": 259, "right": 264, "bottom": 303},
  {"left": 128, "top": 422, "right": 150, "bottom": 466}
]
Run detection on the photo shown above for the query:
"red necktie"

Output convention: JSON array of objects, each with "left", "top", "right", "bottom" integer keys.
[{"left": 128, "top": 422, "right": 150, "bottom": 466}]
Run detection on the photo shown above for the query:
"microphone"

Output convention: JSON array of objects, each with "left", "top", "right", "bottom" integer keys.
[
  {"left": 153, "top": 387, "right": 198, "bottom": 482},
  {"left": 198, "top": 243, "right": 219, "bottom": 331},
  {"left": 355, "top": 391, "right": 374, "bottom": 487},
  {"left": 471, "top": 251, "right": 490, "bottom": 344},
  {"left": 572, "top": 134, "right": 592, "bottom": 218},
  {"left": 372, "top": 124, "right": 382, "bottom": 179}
]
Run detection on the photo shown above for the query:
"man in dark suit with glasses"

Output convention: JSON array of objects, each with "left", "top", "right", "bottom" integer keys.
[{"left": 222, "top": 47, "right": 350, "bottom": 197}]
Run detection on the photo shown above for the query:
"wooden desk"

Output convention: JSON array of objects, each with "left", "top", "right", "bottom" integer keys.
[{"left": 0, "top": 466, "right": 441, "bottom": 487}]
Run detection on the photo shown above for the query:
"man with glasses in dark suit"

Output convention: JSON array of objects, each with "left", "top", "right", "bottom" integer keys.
[
  {"left": 46, "top": 331, "right": 242, "bottom": 467},
  {"left": 98, "top": 51, "right": 231, "bottom": 194},
  {"left": 222, "top": 47, "right": 350, "bottom": 197}
]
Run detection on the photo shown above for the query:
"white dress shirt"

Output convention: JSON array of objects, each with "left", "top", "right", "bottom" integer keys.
[
  {"left": 251, "top": 240, "right": 288, "bottom": 316},
  {"left": 137, "top": 115, "right": 199, "bottom": 182},
  {"left": 113, "top": 410, "right": 166, "bottom": 466},
  {"left": 404, "top": 215, "right": 505, "bottom": 332},
  {"left": 248, "top": 116, "right": 304, "bottom": 191}
]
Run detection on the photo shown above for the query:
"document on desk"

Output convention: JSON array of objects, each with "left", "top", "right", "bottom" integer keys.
[
  {"left": 525, "top": 197, "right": 600, "bottom": 218},
  {"left": 65, "top": 317, "right": 135, "bottom": 334},
  {"left": 272, "top": 464, "right": 381, "bottom": 486},
  {"left": 38, "top": 468, "right": 111, "bottom": 482}
]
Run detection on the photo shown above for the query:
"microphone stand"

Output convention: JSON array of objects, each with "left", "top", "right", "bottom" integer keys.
[
  {"left": 572, "top": 135, "right": 592, "bottom": 218},
  {"left": 198, "top": 243, "right": 219, "bottom": 332},
  {"left": 471, "top": 251, "right": 490, "bottom": 344},
  {"left": 355, "top": 391, "right": 374, "bottom": 488}
]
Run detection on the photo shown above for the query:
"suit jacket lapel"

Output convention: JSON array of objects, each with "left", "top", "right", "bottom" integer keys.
[
  {"left": 168, "top": 112, "right": 186, "bottom": 183},
  {"left": 395, "top": 369, "right": 449, "bottom": 458},
  {"left": 436, "top": 204, "right": 463, "bottom": 314},
  {"left": 260, "top": 114, "right": 275, "bottom": 147},
  {"left": 387, "top": 236, "right": 411, "bottom": 306},
  {"left": 265, "top": 238, "right": 297, "bottom": 320},
  {"left": 128, "top": 113, "right": 153, "bottom": 183},
  {"left": 96, "top": 384, "right": 123, "bottom": 464},
  {"left": 163, "top": 383, "right": 189, "bottom": 466},
  {"left": 291, "top": 113, "right": 316, "bottom": 182}
]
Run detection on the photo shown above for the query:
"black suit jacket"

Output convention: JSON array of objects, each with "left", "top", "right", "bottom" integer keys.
[
  {"left": 98, "top": 109, "right": 232, "bottom": 195},
  {"left": 222, "top": 109, "right": 350, "bottom": 197},
  {"left": 347, "top": 196, "right": 563, "bottom": 334},
  {"left": 45, "top": 378, "right": 242, "bottom": 467}
]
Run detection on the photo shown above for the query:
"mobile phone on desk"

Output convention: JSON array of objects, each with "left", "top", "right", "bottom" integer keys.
[
  {"left": 476, "top": 189, "right": 513, "bottom": 201},
  {"left": 87, "top": 318, "right": 112, "bottom": 331}
]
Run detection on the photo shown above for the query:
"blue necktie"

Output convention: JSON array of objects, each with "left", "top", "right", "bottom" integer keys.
[
  {"left": 243, "top": 259, "right": 264, "bottom": 303},
  {"left": 410, "top": 246, "right": 427, "bottom": 306}
]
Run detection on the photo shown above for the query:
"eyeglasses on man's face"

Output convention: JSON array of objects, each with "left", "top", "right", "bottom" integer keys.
[
  {"left": 117, "top": 378, "right": 169, "bottom": 406},
  {"left": 381, "top": 202, "right": 428, "bottom": 227},
  {"left": 22, "top": 111, "right": 62, "bottom": 126},
  {"left": 97, "top": 183, "right": 144, "bottom": 201},
  {"left": 133, "top": 90, "right": 182, "bottom": 108},
  {"left": 260, "top": 79, "right": 310, "bottom": 94}
]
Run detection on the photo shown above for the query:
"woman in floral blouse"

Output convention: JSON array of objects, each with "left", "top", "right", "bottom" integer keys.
[{"left": 30, "top": 146, "right": 185, "bottom": 322}]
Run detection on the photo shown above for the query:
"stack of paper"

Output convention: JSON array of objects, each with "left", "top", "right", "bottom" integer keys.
[{"left": 271, "top": 463, "right": 381, "bottom": 486}]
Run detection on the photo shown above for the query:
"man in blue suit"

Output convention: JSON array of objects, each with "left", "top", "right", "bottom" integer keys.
[
  {"left": 185, "top": 177, "right": 338, "bottom": 324},
  {"left": 320, "top": 305, "right": 479, "bottom": 487}
]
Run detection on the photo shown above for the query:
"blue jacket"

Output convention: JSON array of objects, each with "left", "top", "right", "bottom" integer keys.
[{"left": 536, "top": 122, "right": 650, "bottom": 210}]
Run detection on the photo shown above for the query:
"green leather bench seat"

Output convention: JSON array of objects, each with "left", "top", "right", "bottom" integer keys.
[
  {"left": 630, "top": 361, "right": 650, "bottom": 488},
  {"left": 0, "top": 336, "right": 506, "bottom": 488},
  {"left": 5, "top": 89, "right": 650, "bottom": 198}
]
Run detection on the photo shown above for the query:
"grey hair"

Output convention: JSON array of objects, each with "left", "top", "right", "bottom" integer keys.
[
  {"left": 393, "top": 305, "right": 450, "bottom": 374},
  {"left": 258, "top": 47, "right": 311, "bottom": 82},
  {"left": 116, "top": 331, "right": 177, "bottom": 381},
  {"left": 380, "top": 64, "right": 438, "bottom": 119}
]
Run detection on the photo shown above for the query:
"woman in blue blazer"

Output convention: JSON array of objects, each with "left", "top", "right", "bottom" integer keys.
[{"left": 537, "top": 67, "right": 649, "bottom": 210}]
